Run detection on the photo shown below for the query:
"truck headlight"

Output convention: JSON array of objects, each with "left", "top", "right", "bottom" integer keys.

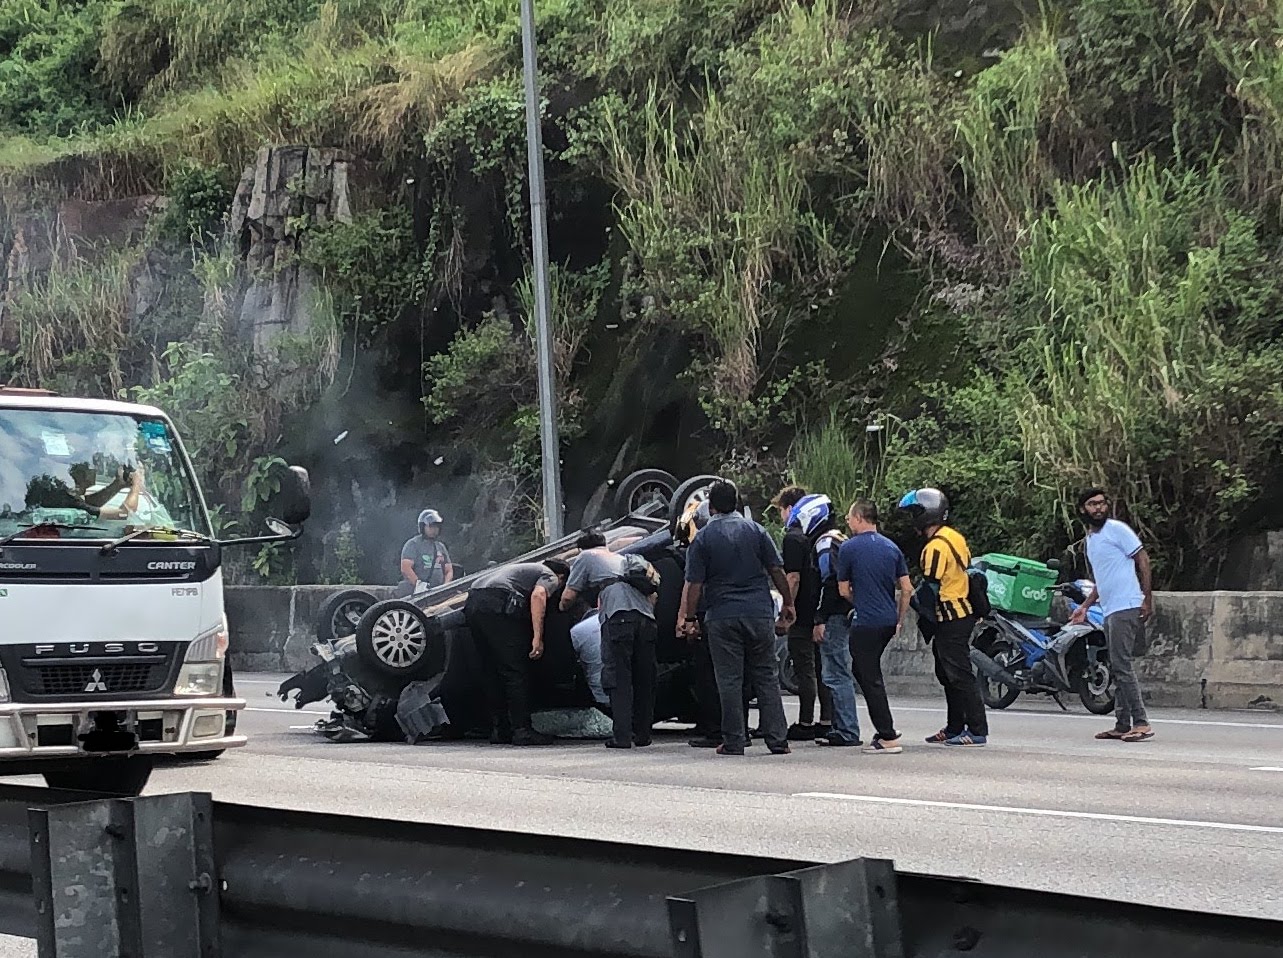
[{"left": 174, "top": 621, "right": 228, "bottom": 696}]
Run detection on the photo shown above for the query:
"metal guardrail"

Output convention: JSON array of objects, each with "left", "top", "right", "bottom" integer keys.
[{"left": 0, "top": 784, "right": 1280, "bottom": 957}]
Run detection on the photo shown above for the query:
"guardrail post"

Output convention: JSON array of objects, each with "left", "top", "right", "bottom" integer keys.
[
  {"left": 29, "top": 792, "right": 219, "bottom": 958},
  {"left": 668, "top": 858, "right": 904, "bottom": 958}
]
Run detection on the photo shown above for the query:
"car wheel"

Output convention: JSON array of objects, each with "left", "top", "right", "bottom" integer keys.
[
  {"left": 612, "top": 469, "right": 679, "bottom": 518},
  {"left": 355, "top": 599, "right": 445, "bottom": 679},
  {"left": 667, "top": 475, "right": 721, "bottom": 538},
  {"left": 317, "top": 589, "right": 379, "bottom": 642}
]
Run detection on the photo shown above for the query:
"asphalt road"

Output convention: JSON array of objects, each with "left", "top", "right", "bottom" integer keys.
[{"left": 3, "top": 673, "right": 1281, "bottom": 954}]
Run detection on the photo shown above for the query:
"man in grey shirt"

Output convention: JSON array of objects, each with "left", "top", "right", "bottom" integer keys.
[
  {"left": 561, "top": 530, "right": 658, "bottom": 748},
  {"left": 399, "top": 508, "right": 453, "bottom": 596},
  {"left": 678, "top": 480, "right": 797, "bottom": 755}
]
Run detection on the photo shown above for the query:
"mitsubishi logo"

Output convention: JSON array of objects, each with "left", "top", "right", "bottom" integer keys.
[{"left": 84, "top": 669, "right": 108, "bottom": 693}]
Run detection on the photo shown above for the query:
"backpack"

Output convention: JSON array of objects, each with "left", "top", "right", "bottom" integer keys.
[
  {"left": 928, "top": 534, "right": 991, "bottom": 618},
  {"left": 813, "top": 529, "right": 848, "bottom": 585},
  {"left": 617, "top": 553, "right": 661, "bottom": 596}
]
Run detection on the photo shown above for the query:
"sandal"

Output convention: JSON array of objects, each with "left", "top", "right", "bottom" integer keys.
[
  {"left": 1122, "top": 727, "right": 1155, "bottom": 742},
  {"left": 1095, "top": 728, "right": 1128, "bottom": 740}
]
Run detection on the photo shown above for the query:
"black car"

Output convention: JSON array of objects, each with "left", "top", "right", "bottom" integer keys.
[{"left": 278, "top": 475, "right": 746, "bottom": 742}]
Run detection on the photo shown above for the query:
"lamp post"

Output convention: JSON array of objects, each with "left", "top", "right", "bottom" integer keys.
[{"left": 519, "top": 0, "right": 564, "bottom": 541}]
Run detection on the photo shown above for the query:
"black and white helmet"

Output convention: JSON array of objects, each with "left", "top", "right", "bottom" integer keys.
[{"left": 897, "top": 488, "right": 949, "bottom": 530}]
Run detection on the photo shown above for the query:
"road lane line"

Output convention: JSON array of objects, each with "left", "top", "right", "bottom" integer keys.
[
  {"left": 1251, "top": 767, "right": 1283, "bottom": 772},
  {"left": 793, "top": 792, "right": 1283, "bottom": 835},
  {"left": 891, "top": 706, "right": 1283, "bottom": 730}
]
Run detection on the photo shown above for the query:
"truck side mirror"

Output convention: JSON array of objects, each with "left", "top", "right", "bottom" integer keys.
[{"left": 278, "top": 465, "right": 312, "bottom": 526}]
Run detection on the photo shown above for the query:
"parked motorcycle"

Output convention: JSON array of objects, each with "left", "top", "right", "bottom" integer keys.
[{"left": 969, "top": 578, "right": 1116, "bottom": 714}]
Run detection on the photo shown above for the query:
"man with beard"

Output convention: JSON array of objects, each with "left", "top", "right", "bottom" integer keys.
[{"left": 1070, "top": 488, "right": 1155, "bottom": 743}]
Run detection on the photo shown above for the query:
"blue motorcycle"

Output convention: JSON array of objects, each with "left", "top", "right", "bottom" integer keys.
[{"left": 969, "top": 578, "right": 1115, "bottom": 714}]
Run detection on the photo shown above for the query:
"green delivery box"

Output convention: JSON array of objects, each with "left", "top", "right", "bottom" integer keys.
[{"left": 975, "top": 553, "right": 1058, "bottom": 617}]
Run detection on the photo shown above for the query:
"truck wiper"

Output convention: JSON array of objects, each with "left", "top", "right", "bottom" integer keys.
[
  {"left": 101, "top": 525, "right": 214, "bottom": 555},
  {"left": 0, "top": 520, "right": 108, "bottom": 548}
]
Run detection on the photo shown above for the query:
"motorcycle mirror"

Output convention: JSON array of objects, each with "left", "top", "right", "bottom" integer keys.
[{"left": 1046, "top": 558, "right": 1061, "bottom": 570}]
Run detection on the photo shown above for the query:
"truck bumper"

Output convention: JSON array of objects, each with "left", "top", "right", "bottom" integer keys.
[{"left": 0, "top": 696, "right": 246, "bottom": 758}]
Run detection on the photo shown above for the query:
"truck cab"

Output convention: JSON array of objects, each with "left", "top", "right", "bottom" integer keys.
[{"left": 0, "top": 388, "right": 309, "bottom": 793}]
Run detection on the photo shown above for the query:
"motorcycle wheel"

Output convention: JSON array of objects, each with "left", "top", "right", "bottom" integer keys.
[
  {"left": 1076, "top": 654, "right": 1116, "bottom": 714},
  {"left": 977, "top": 638, "right": 1022, "bottom": 710}
]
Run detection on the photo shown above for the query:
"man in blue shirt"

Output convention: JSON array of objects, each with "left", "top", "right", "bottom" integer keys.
[
  {"left": 679, "top": 480, "right": 796, "bottom": 755},
  {"left": 1070, "top": 488, "right": 1155, "bottom": 742},
  {"left": 836, "top": 499, "right": 912, "bottom": 754}
]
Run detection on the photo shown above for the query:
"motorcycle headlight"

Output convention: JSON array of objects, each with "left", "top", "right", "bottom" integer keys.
[{"left": 174, "top": 621, "right": 227, "bottom": 696}]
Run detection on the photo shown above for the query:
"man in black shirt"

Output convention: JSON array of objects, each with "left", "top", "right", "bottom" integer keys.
[
  {"left": 464, "top": 559, "right": 570, "bottom": 746},
  {"left": 774, "top": 486, "right": 833, "bottom": 741}
]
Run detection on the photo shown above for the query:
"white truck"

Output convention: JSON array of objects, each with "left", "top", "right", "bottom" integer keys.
[{"left": 0, "top": 387, "right": 311, "bottom": 794}]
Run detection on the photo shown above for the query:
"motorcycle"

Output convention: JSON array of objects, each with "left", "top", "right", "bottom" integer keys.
[{"left": 969, "top": 578, "right": 1116, "bottom": 714}]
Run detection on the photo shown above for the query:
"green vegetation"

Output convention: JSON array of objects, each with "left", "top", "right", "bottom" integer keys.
[{"left": 2, "top": 0, "right": 1282, "bottom": 583}]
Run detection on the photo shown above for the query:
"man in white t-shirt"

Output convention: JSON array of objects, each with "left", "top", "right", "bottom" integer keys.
[{"left": 1070, "top": 487, "right": 1155, "bottom": 742}]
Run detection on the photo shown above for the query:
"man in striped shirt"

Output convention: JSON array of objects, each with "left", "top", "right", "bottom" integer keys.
[{"left": 898, "top": 488, "right": 989, "bottom": 747}]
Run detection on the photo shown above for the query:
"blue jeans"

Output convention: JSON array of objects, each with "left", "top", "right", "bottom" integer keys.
[{"left": 819, "top": 614, "right": 860, "bottom": 742}]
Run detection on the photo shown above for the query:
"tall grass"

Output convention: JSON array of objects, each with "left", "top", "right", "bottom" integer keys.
[
  {"left": 1015, "top": 158, "right": 1257, "bottom": 542},
  {"left": 6, "top": 245, "right": 137, "bottom": 396},
  {"left": 956, "top": 24, "right": 1071, "bottom": 257},
  {"left": 787, "top": 415, "right": 882, "bottom": 516},
  {"left": 600, "top": 0, "right": 857, "bottom": 407}
]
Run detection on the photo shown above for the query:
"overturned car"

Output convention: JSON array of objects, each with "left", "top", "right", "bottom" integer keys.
[{"left": 277, "top": 474, "right": 785, "bottom": 742}]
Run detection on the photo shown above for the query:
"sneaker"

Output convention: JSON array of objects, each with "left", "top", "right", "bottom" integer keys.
[
  {"left": 512, "top": 728, "right": 556, "bottom": 746},
  {"left": 816, "top": 732, "right": 862, "bottom": 747},
  {"left": 716, "top": 743, "right": 745, "bottom": 756},
  {"left": 634, "top": 738, "right": 652, "bottom": 747},
  {"left": 943, "top": 732, "right": 987, "bottom": 747},
  {"left": 863, "top": 738, "right": 903, "bottom": 754},
  {"left": 689, "top": 736, "right": 721, "bottom": 748},
  {"left": 787, "top": 722, "right": 818, "bottom": 741},
  {"left": 605, "top": 740, "right": 632, "bottom": 749},
  {"left": 814, "top": 723, "right": 833, "bottom": 740},
  {"left": 924, "top": 729, "right": 954, "bottom": 744}
]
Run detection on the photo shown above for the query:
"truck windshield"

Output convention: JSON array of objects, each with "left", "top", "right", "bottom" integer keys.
[{"left": 0, "top": 409, "right": 211, "bottom": 542}]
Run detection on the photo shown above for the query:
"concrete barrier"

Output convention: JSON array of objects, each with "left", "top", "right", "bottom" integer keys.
[{"left": 228, "top": 586, "right": 1283, "bottom": 711}]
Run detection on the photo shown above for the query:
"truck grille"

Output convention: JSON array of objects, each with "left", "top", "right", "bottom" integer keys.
[{"left": 33, "top": 663, "right": 166, "bottom": 696}]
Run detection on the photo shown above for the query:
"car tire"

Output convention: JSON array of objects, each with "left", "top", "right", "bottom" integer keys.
[
  {"left": 612, "top": 469, "right": 679, "bottom": 518},
  {"left": 317, "top": 589, "right": 379, "bottom": 642},
  {"left": 355, "top": 599, "right": 446, "bottom": 679},
  {"left": 667, "top": 475, "right": 722, "bottom": 537}
]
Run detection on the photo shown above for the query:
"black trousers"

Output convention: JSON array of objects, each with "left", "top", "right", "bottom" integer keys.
[
  {"left": 692, "top": 630, "right": 750, "bottom": 737},
  {"left": 466, "top": 608, "right": 535, "bottom": 733},
  {"left": 788, "top": 627, "right": 831, "bottom": 725},
  {"left": 849, "top": 625, "right": 898, "bottom": 741},
  {"left": 931, "top": 617, "right": 987, "bottom": 736},
  {"left": 602, "top": 611, "right": 658, "bottom": 745}
]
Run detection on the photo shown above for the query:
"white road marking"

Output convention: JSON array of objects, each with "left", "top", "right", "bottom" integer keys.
[
  {"left": 892, "top": 706, "right": 1283, "bottom": 730},
  {"left": 793, "top": 792, "right": 1283, "bottom": 835},
  {"left": 1251, "top": 767, "right": 1283, "bottom": 772}
]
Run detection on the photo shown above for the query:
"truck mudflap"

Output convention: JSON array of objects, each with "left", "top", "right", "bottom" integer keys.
[{"left": 0, "top": 696, "right": 246, "bottom": 758}]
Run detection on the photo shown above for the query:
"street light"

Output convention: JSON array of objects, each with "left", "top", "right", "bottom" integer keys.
[{"left": 520, "top": 0, "right": 565, "bottom": 541}]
